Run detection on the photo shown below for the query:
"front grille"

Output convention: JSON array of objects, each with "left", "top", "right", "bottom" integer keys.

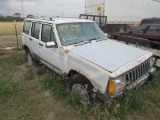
[{"left": 126, "top": 60, "right": 150, "bottom": 82}]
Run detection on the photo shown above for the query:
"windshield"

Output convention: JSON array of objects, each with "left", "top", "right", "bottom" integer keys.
[{"left": 56, "top": 22, "right": 106, "bottom": 46}]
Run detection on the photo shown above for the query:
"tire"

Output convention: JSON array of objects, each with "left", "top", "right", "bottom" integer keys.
[
  {"left": 111, "top": 35, "right": 117, "bottom": 39},
  {"left": 68, "top": 74, "right": 96, "bottom": 103},
  {"left": 150, "top": 43, "right": 159, "bottom": 49},
  {"left": 26, "top": 49, "right": 35, "bottom": 65}
]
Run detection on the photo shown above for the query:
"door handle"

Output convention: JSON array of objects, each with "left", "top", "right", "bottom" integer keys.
[
  {"left": 39, "top": 43, "right": 43, "bottom": 46},
  {"left": 29, "top": 38, "right": 32, "bottom": 41}
]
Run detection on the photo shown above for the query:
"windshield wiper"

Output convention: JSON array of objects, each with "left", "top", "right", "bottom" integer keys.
[
  {"left": 88, "top": 38, "right": 103, "bottom": 42},
  {"left": 72, "top": 41, "right": 90, "bottom": 46}
]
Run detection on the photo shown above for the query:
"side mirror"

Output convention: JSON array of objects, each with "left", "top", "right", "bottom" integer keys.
[
  {"left": 129, "top": 31, "right": 132, "bottom": 34},
  {"left": 46, "top": 41, "right": 55, "bottom": 48},
  {"left": 104, "top": 33, "right": 109, "bottom": 37}
]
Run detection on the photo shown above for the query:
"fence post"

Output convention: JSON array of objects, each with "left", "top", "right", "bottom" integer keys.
[{"left": 14, "top": 20, "right": 19, "bottom": 50}]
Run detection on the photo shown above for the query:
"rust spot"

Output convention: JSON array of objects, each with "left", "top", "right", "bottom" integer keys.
[
  {"left": 84, "top": 84, "right": 88, "bottom": 89},
  {"left": 92, "top": 93, "right": 97, "bottom": 98},
  {"left": 60, "top": 47, "right": 69, "bottom": 54},
  {"left": 72, "top": 69, "right": 92, "bottom": 81}
]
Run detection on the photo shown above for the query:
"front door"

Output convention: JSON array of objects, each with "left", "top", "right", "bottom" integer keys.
[
  {"left": 39, "top": 23, "right": 63, "bottom": 73},
  {"left": 132, "top": 25, "right": 149, "bottom": 38}
]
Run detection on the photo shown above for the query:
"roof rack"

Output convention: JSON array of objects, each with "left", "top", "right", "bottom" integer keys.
[
  {"left": 26, "top": 16, "right": 53, "bottom": 21},
  {"left": 39, "top": 17, "right": 53, "bottom": 21}
]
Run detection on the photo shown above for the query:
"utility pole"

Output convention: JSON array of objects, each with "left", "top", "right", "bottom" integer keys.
[
  {"left": 85, "top": 0, "right": 86, "bottom": 14},
  {"left": 14, "top": 20, "right": 19, "bottom": 50},
  {"left": 62, "top": 11, "right": 64, "bottom": 18},
  {"left": 21, "top": 0, "right": 24, "bottom": 18},
  {"left": 103, "top": 0, "right": 106, "bottom": 16}
]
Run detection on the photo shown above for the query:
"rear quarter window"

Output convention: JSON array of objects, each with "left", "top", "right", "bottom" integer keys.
[
  {"left": 23, "top": 21, "right": 31, "bottom": 35},
  {"left": 146, "top": 26, "right": 160, "bottom": 35}
]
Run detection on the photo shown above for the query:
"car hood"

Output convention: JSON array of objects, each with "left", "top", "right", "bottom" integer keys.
[{"left": 70, "top": 40, "right": 150, "bottom": 72}]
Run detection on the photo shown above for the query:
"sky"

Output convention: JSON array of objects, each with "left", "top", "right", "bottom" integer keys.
[{"left": 0, "top": 0, "right": 85, "bottom": 18}]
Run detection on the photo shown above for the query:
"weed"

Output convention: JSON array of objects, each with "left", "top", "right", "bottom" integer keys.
[
  {"left": 0, "top": 49, "right": 160, "bottom": 119},
  {"left": 36, "top": 65, "right": 46, "bottom": 75},
  {"left": 41, "top": 69, "right": 160, "bottom": 120},
  {"left": 0, "top": 79, "right": 19, "bottom": 98},
  {"left": 12, "top": 52, "right": 26, "bottom": 65},
  {"left": 41, "top": 72, "right": 68, "bottom": 98},
  {"left": 3, "top": 51, "right": 26, "bottom": 65},
  {"left": 24, "top": 68, "right": 35, "bottom": 80},
  {"left": 41, "top": 72, "right": 109, "bottom": 119},
  {"left": 0, "top": 52, "right": 4, "bottom": 56}
]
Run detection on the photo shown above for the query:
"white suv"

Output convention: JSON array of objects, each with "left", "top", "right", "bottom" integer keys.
[{"left": 22, "top": 18, "right": 156, "bottom": 102}]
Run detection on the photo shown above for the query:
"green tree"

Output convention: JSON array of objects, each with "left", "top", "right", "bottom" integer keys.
[
  {"left": 13, "top": 13, "right": 21, "bottom": 18},
  {"left": 27, "top": 14, "right": 34, "bottom": 18}
]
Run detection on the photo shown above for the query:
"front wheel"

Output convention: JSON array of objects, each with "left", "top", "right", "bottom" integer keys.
[{"left": 68, "top": 74, "right": 96, "bottom": 103}]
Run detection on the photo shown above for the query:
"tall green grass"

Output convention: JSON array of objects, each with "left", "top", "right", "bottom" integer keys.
[
  {"left": 41, "top": 70, "right": 160, "bottom": 120},
  {"left": 0, "top": 79, "right": 20, "bottom": 99}
]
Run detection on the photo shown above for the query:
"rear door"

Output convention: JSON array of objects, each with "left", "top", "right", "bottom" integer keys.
[
  {"left": 144, "top": 25, "right": 160, "bottom": 42},
  {"left": 29, "top": 22, "right": 41, "bottom": 60},
  {"left": 131, "top": 26, "right": 148, "bottom": 38}
]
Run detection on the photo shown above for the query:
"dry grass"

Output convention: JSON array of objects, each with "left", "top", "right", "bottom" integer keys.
[
  {"left": 0, "top": 36, "right": 22, "bottom": 49},
  {"left": 0, "top": 36, "right": 160, "bottom": 120},
  {"left": 0, "top": 50, "right": 81, "bottom": 120},
  {"left": 0, "top": 22, "right": 22, "bottom": 36}
]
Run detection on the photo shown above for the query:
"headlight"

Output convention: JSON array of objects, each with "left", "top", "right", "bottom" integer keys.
[
  {"left": 115, "top": 76, "right": 126, "bottom": 93},
  {"left": 150, "top": 57, "right": 156, "bottom": 67}
]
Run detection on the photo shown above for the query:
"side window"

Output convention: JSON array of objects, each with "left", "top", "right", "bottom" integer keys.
[
  {"left": 23, "top": 21, "right": 31, "bottom": 35},
  {"left": 41, "top": 24, "right": 56, "bottom": 42},
  {"left": 132, "top": 26, "right": 147, "bottom": 34},
  {"left": 146, "top": 26, "right": 160, "bottom": 35},
  {"left": 31, "top": 22, "right": 41, "bottom": 39}
]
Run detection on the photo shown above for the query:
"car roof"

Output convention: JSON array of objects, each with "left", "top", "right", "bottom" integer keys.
[
  {"left": 143, "top": 17, "right": 160, "bottom": 21},
  {"left": 25, "top": 18, "right": 93, "bottom": 24},
  {"left": 141, "top": 24, "right": 160, "bottom": 26}
]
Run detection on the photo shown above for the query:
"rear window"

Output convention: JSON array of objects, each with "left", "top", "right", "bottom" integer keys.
[
  {"left": 31, "top": 22, "right": 41, "bottom": 39},
  {"left": 23, "top": 21, "right": 31, "bottom": 35},
  {"left": 146, "top": 26, "right": 160, "bottom": 35}
]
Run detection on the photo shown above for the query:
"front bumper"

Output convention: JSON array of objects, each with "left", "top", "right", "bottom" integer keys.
[{"left": 97, "top": 67, "right": 156, "bottom": 102}]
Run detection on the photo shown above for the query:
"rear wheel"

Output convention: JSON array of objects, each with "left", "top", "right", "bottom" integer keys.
[
  {"left": 150, "top": 43, "right": 159, "bottom": 49},
  {"left": 68, "top": 74, "right": 96, "bottom": 103},
  {"left": 26, "top": 49, "right": 34, "bottom": 65}
]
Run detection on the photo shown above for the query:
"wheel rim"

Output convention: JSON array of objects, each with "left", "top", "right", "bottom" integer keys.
[
  {"left": 27, "top": 52, "right": 33, "bottom": 65},
  {"left": 72, "top": 84, "right": 89, "bottom": 102}
]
